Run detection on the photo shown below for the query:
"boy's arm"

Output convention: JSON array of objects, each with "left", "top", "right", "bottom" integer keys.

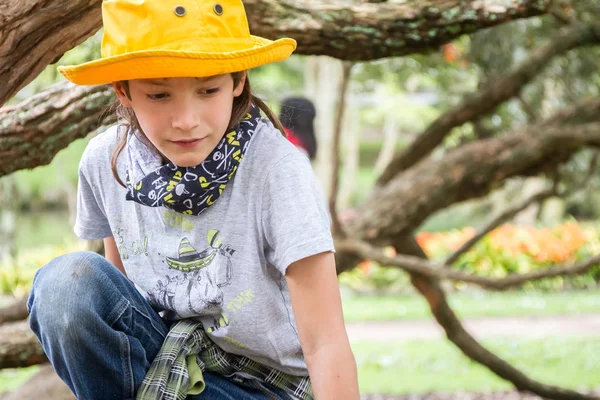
[
  {"left": 104, "top": 236, "right": 128, "bottom": 277},
  {"left": 285, "top": 252, "right": 359, "bottom": 400}
]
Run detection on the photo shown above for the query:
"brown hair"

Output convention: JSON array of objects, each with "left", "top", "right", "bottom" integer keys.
[{"left": 110, "top": 72, "right": 285, "bottom": 187}]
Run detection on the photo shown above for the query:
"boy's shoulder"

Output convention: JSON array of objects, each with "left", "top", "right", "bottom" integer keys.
[
  {"left": 86, "top": 124, "right": 122, "bottom": 155},
  {"left": 80, "top": 124, "right": 124, "bottom": 169}
]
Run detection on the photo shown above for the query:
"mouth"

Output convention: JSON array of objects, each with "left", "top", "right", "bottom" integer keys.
[{"left": 170, "top": 138, "right": 204, "bottom": 148}]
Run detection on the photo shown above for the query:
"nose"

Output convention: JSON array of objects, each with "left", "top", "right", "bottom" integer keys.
[{"left": 171, "top": 100, "right": 200, "bottom": 132}]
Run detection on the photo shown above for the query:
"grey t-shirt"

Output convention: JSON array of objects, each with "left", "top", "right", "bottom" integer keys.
[{"left": 75, "top": 119, "right": 334, "bottom": 376}]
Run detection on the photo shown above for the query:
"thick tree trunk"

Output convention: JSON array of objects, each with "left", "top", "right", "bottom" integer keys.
[{"left": 0, "top": 0, "right": 552, "bottom": 105}]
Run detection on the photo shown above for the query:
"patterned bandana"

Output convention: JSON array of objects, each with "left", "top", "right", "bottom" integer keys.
[{"left": 125, "top": 106, "right": 261, "bottom": 216}]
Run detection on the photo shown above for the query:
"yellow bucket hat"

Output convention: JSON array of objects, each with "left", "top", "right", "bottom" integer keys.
[{"left": 58, "top": 0, "right": 297, "bottom": 85}]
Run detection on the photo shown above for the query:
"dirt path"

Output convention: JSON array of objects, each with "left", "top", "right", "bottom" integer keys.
[{"left": 346, "top": 314, "right": 600, "bottom": 341}]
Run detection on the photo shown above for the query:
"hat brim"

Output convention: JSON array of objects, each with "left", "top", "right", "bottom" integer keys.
[{"left": 58, "top": 36, "right": 296, "bottom": 85}]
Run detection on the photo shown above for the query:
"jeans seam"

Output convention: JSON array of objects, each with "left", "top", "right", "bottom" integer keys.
[{"left": 120, "top": 331, "right": 135, "bottom": 398}]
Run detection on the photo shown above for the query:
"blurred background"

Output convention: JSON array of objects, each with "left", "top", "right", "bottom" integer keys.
[{"left": 1, "top": 1, "right": 599, "bottom": 398}]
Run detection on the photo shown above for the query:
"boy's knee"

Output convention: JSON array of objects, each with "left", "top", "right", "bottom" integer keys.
[
  {"left": 29, "top": 251, "right": 109, "bottom": 312},
  {"left": 35, "top": 251, "right": 106, "bottom": 285}
]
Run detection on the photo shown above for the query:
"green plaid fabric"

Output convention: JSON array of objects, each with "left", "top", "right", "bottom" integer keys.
[{"left": 136, "top": 319, "right": 313, "bottom": 400}]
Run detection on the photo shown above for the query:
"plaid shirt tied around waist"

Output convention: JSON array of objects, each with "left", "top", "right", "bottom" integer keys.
[{"left": 136, "top": 319, "right": 313, "bottom": 400}]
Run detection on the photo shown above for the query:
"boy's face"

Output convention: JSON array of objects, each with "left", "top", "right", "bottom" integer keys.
[{"left": 114, "top": 73, "right": 246, "bottom": 167}]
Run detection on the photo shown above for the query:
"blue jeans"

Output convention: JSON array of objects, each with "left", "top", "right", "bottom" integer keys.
[{"left": 28, "top": 251, "right": 290, "bottom": 400}]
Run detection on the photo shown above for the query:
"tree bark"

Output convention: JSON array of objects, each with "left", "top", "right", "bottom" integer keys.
[
  {"left": 377, "top": 23, "right": 600, "bottom": 186},
  {"left": 244, "top": 0, "right": 551, "bottom": 61},
  {"left": 0, "top": 0, "right": 102, "bottom": 106},
  {"left": 0, "top": 0, "right": 553, "bottom": 105},
  {"left": 0, "top": 82, "right": 115, "bottom": 177}
]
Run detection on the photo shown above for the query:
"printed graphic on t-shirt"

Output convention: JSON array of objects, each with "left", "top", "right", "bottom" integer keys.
[
  {"left": 113, "top": 224, "right": 150, "bottom": 260},
  {"left": 147, "top": 229, "right": 235, "bottom": 331}
]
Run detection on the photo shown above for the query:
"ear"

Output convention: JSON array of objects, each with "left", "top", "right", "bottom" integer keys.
[
  {"left": 112, "top": 82, "right": 133, "bottom": 107},
  {"left": 233, "top": 71, "right": 247, "bottom": 98}
]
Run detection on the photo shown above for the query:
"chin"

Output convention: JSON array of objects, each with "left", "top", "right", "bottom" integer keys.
[{"left": 171, "top": 155, "right": 207, "bottom": 167}]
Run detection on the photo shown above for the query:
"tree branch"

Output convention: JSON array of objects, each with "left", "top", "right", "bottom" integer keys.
[
  {"left": 382, "top": 236, "right": 600, "bottom": 400},
  {"left": 446, "top": 149, "right": 599, "bottom": 265},
  {"left": 338, "top": 239, "right": 600, "bottom": 291},
  {"left": 343, "top": 118, "right": 600, "bottom": 261},
  {"left": 244, "top": 0, "right": 551, "bottom": 61},
  {"left": 408, "top": 273, "right": 598, "bottom": 400},
  {"left": 1, "top": 0, "right": 553, "bottom": 105},
  {"left": 0, "top": 296, "right": 28, "bottom": 325},
  {"left": 0, "top": 82, "right": 115, "bottom": 177},
  {"left": 377, "top": 23, "right": 600, "bottom": 186},
  {"left": 0, "top": 0, "right": 103, "bottom": 106}
]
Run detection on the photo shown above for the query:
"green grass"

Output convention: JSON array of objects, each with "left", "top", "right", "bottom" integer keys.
[
  {"left": 352, "top": 336, "right": 600, "bottom": 394},
  {"left": 342, "top": 290, "right": 600, "bottom": 323}
]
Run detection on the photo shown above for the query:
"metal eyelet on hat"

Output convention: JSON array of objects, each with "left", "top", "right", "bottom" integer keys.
[
  {"left": 213, "top": 3, "right": 224, "bottom": 15},
  {"left": 174, "top": 5, "right": 187, "bottom": 17}
]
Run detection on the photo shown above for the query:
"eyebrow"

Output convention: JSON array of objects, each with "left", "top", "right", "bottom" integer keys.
[{"left": 143, "top": 77, "right": 220, "bottom": 86}]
